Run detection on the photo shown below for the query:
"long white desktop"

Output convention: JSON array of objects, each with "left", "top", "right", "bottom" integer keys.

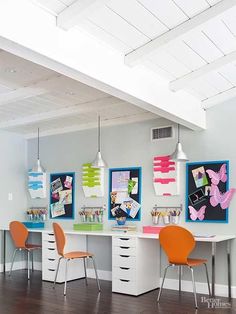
[{"left": 1, "top": 227, "right": 234, "bottom": 298}]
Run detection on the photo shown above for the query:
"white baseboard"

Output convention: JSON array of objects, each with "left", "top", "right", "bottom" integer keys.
[
  {"left": 0, "top": 261, "right": 25, "bottom": 272},
  {"left": 160, "top": 277, "right": 236, "bottom": 298},
  {"left": 87, "top": 268, "right": 112, "bottom": 281}
]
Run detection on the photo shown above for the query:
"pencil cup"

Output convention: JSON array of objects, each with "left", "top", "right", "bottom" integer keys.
[
  {"left": 163, "top": 215, "right": 170, "bottom": 224},
  {"left": 171, "top": 216, "right": 180, "bottom": 224},
  {"left": 97, "top": 214, "right": 103, "bottom": 223},
  {"left": 152, "top": 216, "right": 159, "bottom": 225},
  {"left": 81, "top": 215, "right": 86, "bottom": 222}
]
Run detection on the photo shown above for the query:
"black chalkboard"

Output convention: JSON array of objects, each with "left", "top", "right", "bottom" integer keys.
[{"left": 186, "top": 161, "right": 230, "bottom": 223}]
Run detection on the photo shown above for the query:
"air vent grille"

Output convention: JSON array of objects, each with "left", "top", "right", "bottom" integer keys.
[{"left": 151, "top": 126, "right": 173, "bottom": 141}]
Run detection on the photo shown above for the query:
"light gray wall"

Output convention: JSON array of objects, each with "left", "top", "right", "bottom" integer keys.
[
  {"left": 0, "top": 130, "right": 28, "bottom": 264},
  {"left": 27, "top": 98, "right": 236, "bottom": 285}
]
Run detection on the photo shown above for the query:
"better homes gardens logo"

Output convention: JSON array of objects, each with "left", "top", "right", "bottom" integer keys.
[{"left": 201, "top": 296, "right": 231, "bottom": 309}]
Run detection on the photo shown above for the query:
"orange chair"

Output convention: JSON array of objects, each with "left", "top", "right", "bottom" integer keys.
[
  {"left": 53, "top": 222, "right": 101, "bottom": 296},
  {"left": 9, "top": 221, "right": 42, "bottom": 280},
  {"left": 157, "top": 225, "right": 211, "bottom": 308}
]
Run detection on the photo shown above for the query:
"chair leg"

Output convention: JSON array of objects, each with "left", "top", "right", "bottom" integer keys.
[
  {"left": 83, "top": 258, "right": 88, "bottom": 286},
  {"left": 53, "top": 257, "right": 62, "bottom": 288},
  {"left": 204, "top": 263, "right": 211, "bottom": 296},
  {"left": 189, "top": 266, "right": 198, "bottom": 309},
  {"left": 64, "top": 259, "right": 69, "bottom": 296},
  {"left": 179, "top": 265, "right": 182, "bottom": 292},
  {"left": 27, "top": 250, "right": 30, "bottom": 280},
  {"left": 31, "top": 251, "right": 34, "bottom": 272},
  {"left": 157, "top": 264, "right": 171, "bottom": 302},
  {"left": 9, "top": 249, "right": 18, "bottom": 276},
  {"left": 91, "top": 256, "right": 101, "bottom": 292}
]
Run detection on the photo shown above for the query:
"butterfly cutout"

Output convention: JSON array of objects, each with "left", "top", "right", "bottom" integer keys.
[
  {"left": 189, "top": 205, "right": 206, "bottom": 221},
  {"left": 210, "top": 185, "right": 236, "bottom": 209},
  {"left": 206, "top": 164, "right": 227, "bottom": 186}
]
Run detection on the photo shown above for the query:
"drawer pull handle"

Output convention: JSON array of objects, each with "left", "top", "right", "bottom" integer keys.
[
  {"left": 48, "top": 258, "right": 55, "bottom": 261},
  {"left": 48, "top": 233, "right": 54, "bottom": 236},
  {"left": 120, "top": 246, "right": 129, "bottom": 249},
  {"left": 120, "top": 279, "right": 130, "bottom": 282},
  {"left": 119, "top": 238, "right": 129, "bottom": 241},
  {"left": 120, "top": 267, "right": 130, "bottom": 270},
  {"left": 48, "top": 269, "right": 55, "bottom": 272},
  {"left": 48, "top": 241, "right": 55, "bottom": 243},
  {"left": 48, "top": 248, "right": 55, "bottom": 251},
  {"left": 120, "top": 255, "right": 129, "bottom": 258}
]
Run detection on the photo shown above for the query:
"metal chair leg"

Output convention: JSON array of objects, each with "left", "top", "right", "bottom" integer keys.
[
  {"left": 31, "top": 251, "right": 34, "bottom": 272},
  {"left": 189, "top": 266, "right": 198, "bottom": 309},
  {"left": 27, "top": 250, "right": 30, "bottom": 280},
  {"left": 204, "top": 263, "right": 211, "bottom": 296},
  {"left": 9, "top": 249, "right": 18, "bottom": 276},
  {"left": 64, "top": 259, "right": 69, "bottom": 296},
  {"left": 83, "top": 258, "right": 88, "bottom": 286},
  {"left": 179, "top": 265, "right": 182, "bottom": 292},
  {"left": 157, "top": 264, "right": 171, "bottom": 302},
  {"left": 91, "top": 256, "right": 101, "bottom": 292},
  {"left": 53, "top": 257, "right": 62, "bottom": 288}
]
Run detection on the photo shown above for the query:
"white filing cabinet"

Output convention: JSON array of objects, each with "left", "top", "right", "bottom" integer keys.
[
  {"left": 112, "top": 236, "right": 160, "bottom": 296},
  {"left": 42, "top": 232, "right": 86, "bottom": 282}
]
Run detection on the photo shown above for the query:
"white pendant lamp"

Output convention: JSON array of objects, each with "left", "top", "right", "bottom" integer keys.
[
  {"left": 170, "top": 124, "right": 188, "bottom": 162},
  {"left": 92, "top": 115, "right": 108, "bottom": 168},
  {"left": 32, "top": 128, "right": 45, "bottom": 172}
]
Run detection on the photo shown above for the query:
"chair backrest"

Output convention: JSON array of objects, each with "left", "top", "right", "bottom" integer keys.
[
  {"left": 9, "top": 221, "right": 28, "bottom": 248},
  {"left": 159, "top": 225, "right": 195, "bottom": 264},
  {"left": 53, "top": 223, "right": 66, "bottom": 256}
]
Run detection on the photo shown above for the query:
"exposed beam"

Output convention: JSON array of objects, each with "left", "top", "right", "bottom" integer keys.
[
  {"left": 170, "top": 50, "right": 236, "bottom": 92},
  {"left": 202, "top": 86, "right": 236, "bottom": 109},
  {"left": 125, "top": 0, "right": 236, "bottom": 66},
  {"left": 0, "top": 97, "right": 122, "bottom": 128},
  {"left": 57, "top": 0, "right": 107, "bottom": 30},
  {"left": 25, "top": 112, "right": 158, "bottom": 139}
]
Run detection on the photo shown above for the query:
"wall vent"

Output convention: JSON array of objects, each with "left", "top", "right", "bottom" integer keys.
[{"left": 151, "top": 126, "right": 173, "bottom": 141}]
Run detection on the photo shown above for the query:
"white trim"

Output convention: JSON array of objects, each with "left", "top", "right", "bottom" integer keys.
[
  {"left": 87, "top": 268, "right": 112, "bottom": 281},
  {"left": 125, "top": 0, "right": 236, "bottom": 66},
  {"left": 0, "top": 260, "right": 25, "bottom": 272},
  {"left": 160, "top": 277, "right": 236, "bottom": 298},
  {"left": 170, "top": 50, "right": 236, "bottom": 92},
  {"left": 202, "top": 87, "right": 236, "bottom": 109}
]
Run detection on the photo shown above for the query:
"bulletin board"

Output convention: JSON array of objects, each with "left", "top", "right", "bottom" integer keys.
[
  {"left": 50, "top": 172, "right": 75, "bottom": 219},
  {"left": 108, "top": 167, "right": 142, "bottom": 221},
  {"left": 186, "top": 161, "right": 231, "bottom": 223}
]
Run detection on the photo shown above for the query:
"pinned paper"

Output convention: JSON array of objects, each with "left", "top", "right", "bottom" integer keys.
[
  {"left": 50, "top": 202, "right": 65, "bottom": 218},
  {"left": 64, "top": 176, "right": 73, "bottom": 189},
  {"left": 51, "top": 178, "right": 63, "bottom": 193},
  {"left": 59, "top": 189, "right": 72, "bottom": 205},
  {"left": 112, "top": 171, "right": 130, "bottom": 191},
  {"left": 120, "top": 197, "right": 141, "bottom": 218}
]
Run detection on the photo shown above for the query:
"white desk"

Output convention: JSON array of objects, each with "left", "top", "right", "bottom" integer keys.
[{"left": 1, "top": 228, "right": 235, "bottom": 298}]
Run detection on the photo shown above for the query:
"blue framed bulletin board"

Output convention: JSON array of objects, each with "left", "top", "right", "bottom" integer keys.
[
  {"left": 186, "top": 161, "right": 230, "bottom": 223},
  {"left": 108, "top": 167, "right": 142, "bottom": 221},
  {"left": 50, "top": 172, "right": 75, "bottom": 219}
]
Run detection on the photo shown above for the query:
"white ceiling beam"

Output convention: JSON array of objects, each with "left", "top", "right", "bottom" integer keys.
[
  {"left": 0, "top": 75, "right": 61, "bottom": 106},
  {"left": 57, "top": 0, "right": 107, "bottom": 30},
  {"left": 170, "top": 50, "right": 236, "bottom": 92},
  {"left": 125, "top": 0, "right": 236, "bottom": 66},
  {"left": 0, "top": 0, "right": 206, "bottom": 130},
  {"left": 0, "top": 97, "right": 122, "bottom": 128},
  {"left": 202, "top": 87, "right": 236, "bottom": 109},
  {"left": 25, "top": 112, "right": 158, "bottom": 139}
]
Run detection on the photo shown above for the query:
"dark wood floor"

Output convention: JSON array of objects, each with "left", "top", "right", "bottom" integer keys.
[{"left": 0, "top": 271, "right": 235, "bottom": 314}]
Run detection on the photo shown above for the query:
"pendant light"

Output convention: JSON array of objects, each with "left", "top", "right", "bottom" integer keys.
[
  {"left": 92, "top": 115, "right": 108, "bottom": 168},
  {"left": 170, "top": 124, "right": 188, "bottom": 162},
  {"left": 32, "top": 128, "right": 45, "bottom": 172}
]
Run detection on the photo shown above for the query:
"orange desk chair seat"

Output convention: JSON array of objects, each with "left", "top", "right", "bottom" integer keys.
[
  {"left": 157, "top": 225, "right": 211, "bottom": 309},
  {"left": 9, "top": 221, "right": 42, "bottom": 280},
  {"left": 53, "top": 222, "right": 101, "bottom": 296}
]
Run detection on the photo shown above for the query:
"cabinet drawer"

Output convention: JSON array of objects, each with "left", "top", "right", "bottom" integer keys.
[
  {"left": 113, "top": 246, "right": 136, "bottom": 256},
  {"left": 43, "top": 247, "right": 57, "bottom": 259},
  {"left": 112, "top": 278, "right": 137, "bottom": 295},
  {"left": 113, "top": 237, "right": 136, "bottom": 248},
  {"left": 43, "top": 233, "right": 55, "bottom": 242},
  {"left": 43, "top": 240, "right": 56, "bottom": 249},
  {"left": 112, "top": 255, "right": 136, "bottom": 268},
  {"left": 44, "top": 258, "right": 58, "bottom": 270},
  {"left": 112, "top": 266, "right": 136, "bottom": 281},
  {"left": 42, "top": 267, "right": 56, "bottom": 281}
]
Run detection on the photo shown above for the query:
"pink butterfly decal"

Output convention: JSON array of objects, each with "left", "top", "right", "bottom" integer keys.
[
  {"left": 210, "top": 185, "right": 236, "bottom": 209},
  {"left": 206, "top": 164, "right": 227, "bottom": 185},
  {"left": 189, "top": 205, "right": 206, "bottom": 221}
]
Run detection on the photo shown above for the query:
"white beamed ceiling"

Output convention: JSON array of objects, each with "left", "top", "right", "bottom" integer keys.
[
  {"left": 33, "top": 0, "right": 236, "bottom": 109},
  {"left": 0, "top": 50, "right": 158, "bottom": 138}
]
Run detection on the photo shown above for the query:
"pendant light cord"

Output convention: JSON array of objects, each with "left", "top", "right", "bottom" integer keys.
[
  {"left": 177, "top": 124, "right": 180, "bottom": 143},
  {"left": 98, "top": 115, "right": 101, "bottom": 152},
  {"left": 37, "top": 127, "right": 40, "bottom": 160}
]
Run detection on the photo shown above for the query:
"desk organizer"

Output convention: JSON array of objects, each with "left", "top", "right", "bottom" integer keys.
[
  {"left": 143, "top": 226, "right": 164, "bottom": 234},
  {"left": 73, "top": 223, "right": 103, "bottom": 231},
  {"left": 82, "top": 163, "right": 104, "bottom": 197},
  {"left": 23, "top": 221, "right": 45, "bottom": 228}
]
